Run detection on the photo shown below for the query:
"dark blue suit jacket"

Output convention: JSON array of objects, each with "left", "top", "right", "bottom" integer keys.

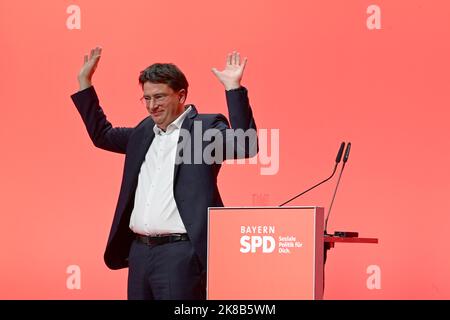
[{"left": 71, "top": 86, "right": 257, "bottom": 270}]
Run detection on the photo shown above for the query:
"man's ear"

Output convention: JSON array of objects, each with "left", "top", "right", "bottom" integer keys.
[{"left": 179, "top": 89, "right": 187, "bottom": 104}]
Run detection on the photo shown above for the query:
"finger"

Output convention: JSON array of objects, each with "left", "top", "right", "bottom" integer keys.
[
  {"left": 211, "top": 67, "right": 220, "bottom": 77},
  {"left": 236, "top": 52, "right": 241, "bottom": 65},
  {"left": 232, "top": 51, "right": 237, "bottom": 65},
  {"left": 241, "top": 57, "right": 248, "bottom": 71},
  {"left": 94, "top": 47, "right": 102, "bottom": 61},
  {"left": 90, "top": 49, "right": 95, "bottom": 60},
  {"left": 226, "top": 53, "right": 232, "bottom": 66},
  {"left": 83, "top": 55, "right": 88, "bottom": 64}
]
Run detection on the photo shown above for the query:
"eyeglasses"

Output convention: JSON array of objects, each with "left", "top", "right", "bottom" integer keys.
[{"left": 140, "top": 93, "right": 170, "bottom": 106}]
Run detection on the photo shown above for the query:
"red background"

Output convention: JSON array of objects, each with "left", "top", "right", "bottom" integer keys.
[{"left": 1, "top": 0, "right": 449, "bottom": 299}]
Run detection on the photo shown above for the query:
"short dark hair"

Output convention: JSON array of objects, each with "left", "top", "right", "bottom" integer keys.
[{"left": 138, "top": 63, "right": 189, "bottom": 94}]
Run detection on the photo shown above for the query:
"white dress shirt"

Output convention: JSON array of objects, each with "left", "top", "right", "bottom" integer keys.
[{"left": 129, "top": 106, "right": 192, "bottom": 236}]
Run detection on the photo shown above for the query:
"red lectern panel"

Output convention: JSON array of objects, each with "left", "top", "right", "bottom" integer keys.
[{"left": 207, "top": 206, "right": 324, "bottom": 300}]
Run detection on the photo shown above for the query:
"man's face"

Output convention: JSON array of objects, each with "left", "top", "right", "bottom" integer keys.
[{"left": 142, "top": 82, "right": 186, "bottom": 131}]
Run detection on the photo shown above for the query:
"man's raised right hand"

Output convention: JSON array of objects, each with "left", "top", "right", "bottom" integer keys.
[{"left": 78, "top": 46, "right": 102, "bottom": 91}]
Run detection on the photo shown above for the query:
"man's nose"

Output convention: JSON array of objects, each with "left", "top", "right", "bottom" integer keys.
[{"left": 148, "top": 100, "right": 159, "bottom": 110}]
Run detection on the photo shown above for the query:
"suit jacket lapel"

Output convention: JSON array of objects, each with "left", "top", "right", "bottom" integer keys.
[
  {"left": 129, "top": 119, "right": 155, "bottom": 185},
  {"left": 174, "top": 105, "right": 197, "bottom": 183},
  {"left": 140, "top": 126, "right": 155, "bottom": 162}
]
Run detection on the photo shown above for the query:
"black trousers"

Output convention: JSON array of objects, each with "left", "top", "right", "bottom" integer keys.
[{"left": 127, "top": 238, "right": 206, "bottom": 300}]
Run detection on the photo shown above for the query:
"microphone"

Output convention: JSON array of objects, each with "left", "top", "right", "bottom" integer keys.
[
  {"left": 324, "top": 142, "right": 351, "bottom": 236},
  {"left": 343, "top": 141, "right": 351, "bottom": 163},
  {"left": 279, "top": 142, "right": 345, "bottom": 207}
]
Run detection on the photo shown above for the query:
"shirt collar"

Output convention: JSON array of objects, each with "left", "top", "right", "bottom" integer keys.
[{"left": 153, "top": 105, "right": 192, "bottom": 135}]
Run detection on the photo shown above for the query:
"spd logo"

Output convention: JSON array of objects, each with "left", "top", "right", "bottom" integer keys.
[{"left": 240, "top": 236, "right": 275, "bottom": 253}]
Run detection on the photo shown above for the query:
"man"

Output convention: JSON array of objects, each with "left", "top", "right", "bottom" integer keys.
[{"left": 71, "top": 47, "right": 258, "bottom": 299}]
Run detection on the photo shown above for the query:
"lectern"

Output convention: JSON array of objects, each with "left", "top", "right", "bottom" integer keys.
[{"left": 207, "top": 206, "right": 378, "bottom": 300}]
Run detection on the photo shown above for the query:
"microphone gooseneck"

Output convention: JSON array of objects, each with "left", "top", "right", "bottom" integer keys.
[
  {"left": 324, "top": 142, "right": 351, "bottom": 235},
  {"left": 278, "top": 142, "right": 345, "bottom": 207}
]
